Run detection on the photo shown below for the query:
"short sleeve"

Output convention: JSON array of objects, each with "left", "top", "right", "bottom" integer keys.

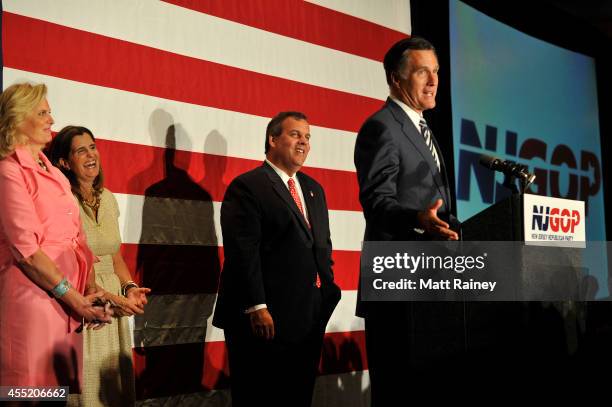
[
  {"left": 102, "top": 188, "right": 120, "bottom": 218},
  {"left": 0, "top": 160, "right": 43, "bottom": 260},
  {"left": 103, "top": 188, "right": 122, "bottom": 245}
]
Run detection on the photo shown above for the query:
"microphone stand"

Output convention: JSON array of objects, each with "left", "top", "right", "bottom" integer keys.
[
  {"left": 502, "top": 173, "right": 521, "bottom": 195},
  {"left": 502, "top": 163, "right": 534, "bottom": 195}
]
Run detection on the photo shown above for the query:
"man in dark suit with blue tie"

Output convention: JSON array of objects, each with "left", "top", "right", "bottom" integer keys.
[
  {"left": 213, "top": 111, "right": 341, "bottom": 407},
  {"left": 355, "top": 37, "right": 461, "bottom": 405}
]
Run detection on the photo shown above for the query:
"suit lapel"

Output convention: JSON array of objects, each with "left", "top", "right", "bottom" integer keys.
[
  {"left": 386, "top": 99, "right": 450, "bottom": 207},
  {"left": 428, "top": 132, "right": 453, "bottom": 213},
  {"left": 297, "top": 172, "right": 318, "bottom": 233},
  {"left": 262, "top": 163, "right": 313, "bottom": 239}
]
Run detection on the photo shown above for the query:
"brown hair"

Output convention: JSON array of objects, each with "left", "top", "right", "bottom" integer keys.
[{"left": 47, "top": 125, "right": 104, "bottom": 201}]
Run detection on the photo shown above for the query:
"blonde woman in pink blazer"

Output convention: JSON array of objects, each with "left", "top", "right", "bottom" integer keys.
[{"left": 0, "top": 83, "right": 111, "bottom": 393}]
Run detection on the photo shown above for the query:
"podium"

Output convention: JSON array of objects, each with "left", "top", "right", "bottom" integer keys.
[
  {"left": 461, "top": 193, "right": 586, "bottom": 301},
  {"left": 461, "top": 194, "right": 523, "bottom": 241},
  {"left": 458, "top": 193, "right": 586, "bottom": 375}
]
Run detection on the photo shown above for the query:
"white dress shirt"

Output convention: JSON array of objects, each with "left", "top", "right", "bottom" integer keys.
[{"left": 389, "top": 95, "right": 441, "bottom": 163}]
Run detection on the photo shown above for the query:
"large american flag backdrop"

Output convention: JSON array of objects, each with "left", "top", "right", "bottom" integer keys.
[{"left": 2, "top": 1, "right": 411, "bottom": 405}]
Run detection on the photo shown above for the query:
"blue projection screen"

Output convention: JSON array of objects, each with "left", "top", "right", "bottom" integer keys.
[{"left": 449, "top": 1, "right": 608, "bottom": 297}]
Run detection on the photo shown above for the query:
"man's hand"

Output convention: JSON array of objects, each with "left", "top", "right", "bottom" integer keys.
[
  {"left": 249, "top": 308, "right": 275, "bottom": 340},
  {"left": 416, "top": 199, "right": 459, "bottom": 240}
]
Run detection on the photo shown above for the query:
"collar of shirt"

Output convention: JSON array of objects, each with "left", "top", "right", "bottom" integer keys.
[
  {"left": 14, "top": 145, "right": 50, "bottom": 170},
  {"left": 389, "top": 96, "right": 441, "bottom": 172},
  {"left": 11, "top": 145, "right": 73, "bottom": 196},
  {"left": 389, "top": 95, "right": 423, "bottom": 132},
  {"left": 265, "top": 159, "right": 308, "bottom": 219},
  {"left": 266, "top": 158, "right": 294, "bottom": 185},
  {"left": 14, "top": 146, "right": 60, "bottom": 179}
]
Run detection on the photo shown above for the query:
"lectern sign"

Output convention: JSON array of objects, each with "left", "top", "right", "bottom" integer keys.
[{"left": 523, "top": 194, "right": 585, "bottom": 247}]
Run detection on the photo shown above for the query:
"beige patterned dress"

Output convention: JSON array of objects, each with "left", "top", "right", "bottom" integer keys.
[{"left": 80, "top": 188, "right": 135, "bottom": 406}]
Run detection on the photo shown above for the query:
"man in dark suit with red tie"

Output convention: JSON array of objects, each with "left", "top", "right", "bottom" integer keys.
[{"left": 213, "top": 111, "right": 341, "bottom": 407}]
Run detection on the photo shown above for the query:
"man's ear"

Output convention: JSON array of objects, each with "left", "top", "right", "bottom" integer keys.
[
  {"left": 268, "top": 135, "right": 276, "bottom": 148},
  {"left": 390, "top": 71, "right": 401, "bottom": 88}
]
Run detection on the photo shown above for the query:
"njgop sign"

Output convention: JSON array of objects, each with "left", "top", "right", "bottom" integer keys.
[{"left": 523, "top": 194, "right": 585, "bottom": 248}]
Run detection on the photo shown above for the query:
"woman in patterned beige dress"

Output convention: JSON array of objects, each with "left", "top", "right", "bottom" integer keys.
[{"left": 49, "top": 125, "right": 151, "bottom": 406}]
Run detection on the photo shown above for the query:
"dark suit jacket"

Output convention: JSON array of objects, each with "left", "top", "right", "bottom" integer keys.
[
  {"left": 213, "top": 162, "right": 341, "bottom": 343},
  {"left": 354, "top": 98, "right": 458, "bottom": 317}
]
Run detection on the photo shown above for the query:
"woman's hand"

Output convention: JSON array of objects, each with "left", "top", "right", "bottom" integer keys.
[
  {"left": 84, "top": 284, "right": 99, "bottom": 297},
  {"left": 84, "top": 299, "right": 114, "bottom": 330},
  {"left": 62, "top": 289, "right": 113, "bottom": 326},
  {"left": 126, "top": 286, "right": 151, "bottom": 310},
  {"left": 102, "top": 287, "right": 150, "bottom": 317},
  {"left": 116, "top": 286, "right": 151, "bottom": 316},
  {"left": 108, "top": 293, "right": 142, "bottom": 316}
]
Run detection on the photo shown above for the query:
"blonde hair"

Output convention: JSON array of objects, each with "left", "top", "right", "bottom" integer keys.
[{"left": 0, "top": 83, "right": 48, "bottom": 159}]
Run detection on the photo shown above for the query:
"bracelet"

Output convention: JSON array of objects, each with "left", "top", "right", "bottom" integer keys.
[
  {"left": 51, "top": 278, "right": 72, "bottom": 298},
  {"left": 121, "top": 281, "right": 139, "bottom": 297}
]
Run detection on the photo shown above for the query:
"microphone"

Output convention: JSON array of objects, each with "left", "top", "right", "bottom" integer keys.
[{"left": 479, "top": 155, "right": 536, "bottom": 187}]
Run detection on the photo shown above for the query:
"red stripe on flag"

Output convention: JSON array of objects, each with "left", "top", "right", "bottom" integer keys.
[
  {"left": 120, "top": 244, "right": 360, "bottom": 291},
  {"left": 163, "top": 0, "right": 407, "bottom": 62},
  {"left": 132, "top": 330, "right": 366, "bottom": 397},
  {"left": 96, "top": 138, "right": 361, "bottom": 212},
  {"left": 330, "top": 250, "right": 361, "bottom": 290},
  {"left": 3, "top": 12, "right": 383, "bottom": 133},
  {"left": 319, "top": 331, "right": 368, "bottom": 375}
]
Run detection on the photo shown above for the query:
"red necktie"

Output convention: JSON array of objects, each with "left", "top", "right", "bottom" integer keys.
[
  {"left": 287, "top": 178, "right": 320, "bottom": 287},
  {"left": 288, "top": 178, "right": 308, "bottom": 226}
]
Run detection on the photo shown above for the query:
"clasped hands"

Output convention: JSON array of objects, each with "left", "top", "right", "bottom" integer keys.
[
  {"left": 110, "top": 286, "right": 151, "bottom": 317},
  {"left": 80, "top": 285, "right": 151, "bottom": 330},
  {"left": 75, "top": 291, "right": 113, "bottom": 331}
]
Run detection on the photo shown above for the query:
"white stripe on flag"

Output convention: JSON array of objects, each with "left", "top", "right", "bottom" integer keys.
[
  {"left": 4, "top": 69, "right": 358, "bottom": 172},
  {"left": 3, "top": 0, "right": 388, "bottom": 100}
]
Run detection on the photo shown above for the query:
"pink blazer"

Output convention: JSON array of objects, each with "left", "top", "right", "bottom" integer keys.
[{"left": 0, "top": 146, "right": 96, "bottom": 330}]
